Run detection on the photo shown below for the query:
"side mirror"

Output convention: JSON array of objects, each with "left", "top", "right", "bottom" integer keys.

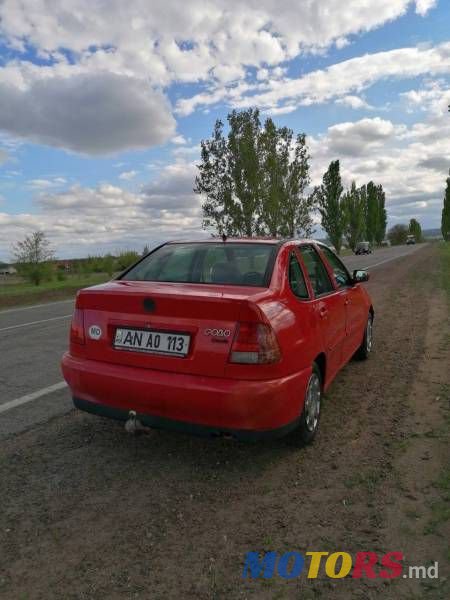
[{"left": 352, "top": 269, "right": 369, "bottom": 283}]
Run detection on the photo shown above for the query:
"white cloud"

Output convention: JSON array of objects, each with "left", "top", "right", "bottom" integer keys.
[
  {"left": 308, "top": 102, "right": 450, "bottom": 229},
  {"left": 335, "top": 37, "right": 350, "bottom": 50},
  {"left": 27, "top": 179, "right": 55, "bottom": 189},
  {"left": 414, "top": 0, "right": 437, "bottom": 16},
  {"left": 0, "top": 1, "right": 434, "bottom": 69},
  {"left": 171, "top": 134, "right": 188, "bottom": 145},
  {"left": 0, "top": 70, "right": 176, "bottom": 155},
  {"left": 27, "top": 177, "right": 67, "bottom": 189},
  {"left": 0, "top": 149, "right": 9, "bottom": 164},
  {"left": 119, "top": 170, "right": 138, "bottom": 180},
  {"left": 177, "top": 41, "right": 450, "bottom": 115},
  {"left": 0, "top": 0, "right": 442, "bottom": 141},
  {"left": 324, "top": 117, "right": 402, "bottom": 156},
  {"left": 336, "top": 95, "right": 372, "bottom": 110},
  {"left": 172, "top": 145, "right": 201, "bottom": 158},
  {"left": 142, "top": 161, "right": 199, "bottom": 211},
  {"left": 401, "top": 80, "right": 450, "bottom": 116},
  {"left": 0, "top": 161, "right": 203, "bottom": 259}
]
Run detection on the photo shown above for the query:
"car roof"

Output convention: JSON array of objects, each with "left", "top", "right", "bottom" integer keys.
[{"left": 167, "top": 238, "right": 323, "bottom": 247}]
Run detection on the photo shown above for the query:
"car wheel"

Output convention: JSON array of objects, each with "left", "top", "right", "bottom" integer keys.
[
  {"left": 288, "top": 363, "right": 322, "bottom": 446},
  {"left": 356, "top": 313, "right": 373, "bottom": 360}
]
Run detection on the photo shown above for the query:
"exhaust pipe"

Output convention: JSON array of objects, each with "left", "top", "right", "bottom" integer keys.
[{"left": 125, "top": 410, "right": 152, "bottom": 434}]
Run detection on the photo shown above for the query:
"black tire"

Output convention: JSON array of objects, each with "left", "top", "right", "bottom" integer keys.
[
  {"left": 355, "top": 313, "right": 373, "bottom": 360},
  {"left": 287, "top": 363, "right": 322, "bottom": 446}
]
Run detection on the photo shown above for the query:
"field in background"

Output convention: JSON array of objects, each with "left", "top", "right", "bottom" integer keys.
[{"left": 0, "top": 272, "right": 112, "bottom": 309}]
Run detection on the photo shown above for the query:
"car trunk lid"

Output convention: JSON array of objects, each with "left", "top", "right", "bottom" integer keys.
[{"left": 76, "top": 280, "right": 269, "bottom": 377}]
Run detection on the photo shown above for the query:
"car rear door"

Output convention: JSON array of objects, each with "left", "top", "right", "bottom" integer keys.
[{"left": 296, "top": 244, "right": 346, "bottom": 383}]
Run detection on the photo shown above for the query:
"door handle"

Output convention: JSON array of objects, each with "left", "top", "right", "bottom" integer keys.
[
  {"left": 344, "top": 298, "right": 351, "bottom": 306},
  {"left": 319, "top": 307, "right": 328, "bottom": 318}
]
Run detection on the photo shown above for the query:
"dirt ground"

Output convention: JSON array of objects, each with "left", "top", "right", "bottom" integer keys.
[{"left": 0, "top": 244, "right": 448, "bottom": 599}]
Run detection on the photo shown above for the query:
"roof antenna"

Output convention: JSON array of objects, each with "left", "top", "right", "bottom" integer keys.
[{"left": 221, "top": 233, "right": 227, "bottom": 242}]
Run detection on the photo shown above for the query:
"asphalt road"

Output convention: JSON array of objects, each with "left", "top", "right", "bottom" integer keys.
[{"left": 0, "top": 243, "right": 425, "bottom": 439}]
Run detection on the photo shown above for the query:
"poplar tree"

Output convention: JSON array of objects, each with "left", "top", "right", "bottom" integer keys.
[
  {"left": 195, "top": 109, "right": 313, "bottom": 238},
  {"left": 341, "top": 181, "right": 365, "bottom": 251},
  {"left": 442, "top": 169, "right": 450, "bottom": 241},
  {"left": 315, "top": 160, "right": 345, "bottom": 254}
]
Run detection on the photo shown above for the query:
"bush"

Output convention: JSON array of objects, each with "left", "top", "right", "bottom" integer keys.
[
  {"left": 116, "top": 250, "right": 140, "bottom": 271},
  {"left": 102, "top": 254, "right": 115, "bottom": 277},
  {"left": 16, "top": 262, "right": 54, "bottom": 286},
  {"left": 387, "top": 224, "right": 408, "bottom": 246}
]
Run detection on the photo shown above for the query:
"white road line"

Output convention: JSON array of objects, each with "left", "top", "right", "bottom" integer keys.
[
  {"left": 362, "top": 249, "right": 422, "bottom": 270},
  {"left": 0, "top": 299, "right": 74, "bottom": 315},
  {"left": 0, "top": 381, "right": 68, "bottom": 415},
  {"left": 0, "top": 314, "right": 72, "bottom": 332}
]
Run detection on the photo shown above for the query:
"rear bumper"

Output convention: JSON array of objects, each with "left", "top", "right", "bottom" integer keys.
[
  {"left": 62, "top": 352, "right": 310, "bottom": 439},
  {"left": 73, "top": 396, "right": 300, "bottom": 441}
]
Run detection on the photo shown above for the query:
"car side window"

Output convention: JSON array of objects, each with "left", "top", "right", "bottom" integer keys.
[
  {"left": 320, "top": 246, "right": 352, "bottom": 288},
  {"left": 289, "top": 252, "right": 309, "bottom": 299},
  {"left": 298, "top": 245, "right": 334, "bottom": 297}
]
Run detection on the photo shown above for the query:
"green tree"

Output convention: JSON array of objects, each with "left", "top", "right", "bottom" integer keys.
[
  {"left": 195, "top": 118, "right": 236, "bottom": 236},
  {"left": 442, "top": 169, "right": 450, "bottom": 241},
  {"left": 258, "top": 118, "right": 288, "bottom": 236},
  {"left": 387, "top": 224, "right": 408, "bottom": 246},
  {"left": 359, "top": 184, "right": 368, "bottom": 239},
  {"left": 195, "top": 109, "right": 262, "bottom": 236},
  {"left": 408, "top": 218, "right": 422, "bottom": 242},
  {"left": 281, "top": 133, "right": 314, "bottom": 237},
  {"left": 341, "top": 181, "right": 365, "bottom": 251},
  {"left": 227, "top": 108, "right": 263, "bottom": 236},
  {"left": 102, "top": 254, "right": 115, "bottom": 277},
  {"left": 116, "top": 250, "right": 140, "bottom": 271},
  {"left": 315, "top": 160, "right": 345, "bottom": 254},
  {"left": 366, "top": 181, "right": 379, "bottom": 244},
  {"left": 375, "top": 184, "right": 387, "bottom": 245},
  {"left": 259, "top": 121, "right": 312, "bottom": 237},
  {"left": 195, "top": 108, "right": 313, "bottom": 238},
  {"left": 12, "top": 231, "right": 54, "bottom": 285}
]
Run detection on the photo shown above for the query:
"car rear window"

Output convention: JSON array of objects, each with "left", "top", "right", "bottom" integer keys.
[{"left": 120, "top": 243, "right": 277, "bottom": 287}]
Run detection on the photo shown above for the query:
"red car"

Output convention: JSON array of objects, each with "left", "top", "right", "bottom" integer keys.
[{"left": 62, "top": 239, "right": 373, "bottom": 445}]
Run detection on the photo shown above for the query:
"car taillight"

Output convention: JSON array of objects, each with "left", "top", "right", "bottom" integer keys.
[
  {"left": 70, "top": 308, "right": 85, "bottom": 345},
  {"left": 229, "top": 322, "right": 281, "bottom": 364}
]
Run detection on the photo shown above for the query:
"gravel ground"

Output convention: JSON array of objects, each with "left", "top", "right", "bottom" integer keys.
[{"left": 0, "top": 244, "right": 448, "bottom": 600}]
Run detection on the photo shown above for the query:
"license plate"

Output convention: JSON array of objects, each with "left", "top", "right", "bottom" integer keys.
[{"left": 114, "top": 327, "right": 190, "bottom": 357}]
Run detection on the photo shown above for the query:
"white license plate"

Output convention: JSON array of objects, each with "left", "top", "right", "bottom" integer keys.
[{"left": 114, "top": 328, "right": 190, "bottom": 357}]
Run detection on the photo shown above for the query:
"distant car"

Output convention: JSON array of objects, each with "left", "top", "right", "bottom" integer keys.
[
  {"left": 406, "top": 235, "right": 416, "bottom": 245},
  {"left": 0, "top": 264, "right": 17, "bottom": 275},
  {"left": 355, "top": 242, "right": 372, "bottom": 255},
  {"left": 62, "top": 239, "right": 374, "bottom": 445}
]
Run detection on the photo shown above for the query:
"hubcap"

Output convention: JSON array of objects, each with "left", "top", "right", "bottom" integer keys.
[
  {"left": 366, "top": 317, "right": 373, "bottom": 353},
  {"left": 304, "top": 373, "right": 321, "bottom": 432}
]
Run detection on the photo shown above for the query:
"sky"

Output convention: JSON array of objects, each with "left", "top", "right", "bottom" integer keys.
[{"left": 0, "top": 0, "right": 449, "bottom": 260}]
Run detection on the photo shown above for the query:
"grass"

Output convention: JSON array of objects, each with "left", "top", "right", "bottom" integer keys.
[
  {"left": 344, "top": 468, "right": 385, "bottom": 492},
  {"left": 423, "top": 498, "right": 450, "bottom": 535},
  {"left": 0, "top": 272, "right": 112, "bottom": 309},
  {"left": 0, "top": 273, "right": 109, "bottom": 296}
]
